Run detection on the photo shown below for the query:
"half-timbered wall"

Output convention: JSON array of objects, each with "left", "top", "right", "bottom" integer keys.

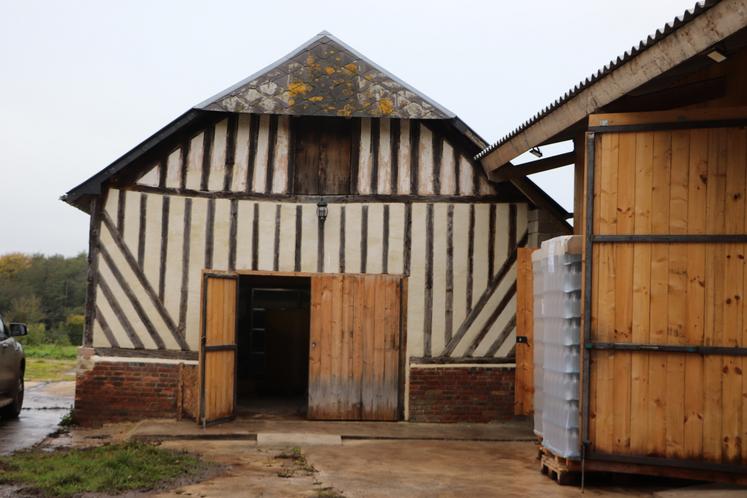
[
  {"left": 134, "top": 115, "right": 497, "bottom": 197},
  {"left": 92, "top": 188, "right": 527, "bottom": 362}
]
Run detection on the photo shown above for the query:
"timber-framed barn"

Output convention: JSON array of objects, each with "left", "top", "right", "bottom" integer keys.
[{"left": 63, "top": 32, "right": 570, "bottom": 425}]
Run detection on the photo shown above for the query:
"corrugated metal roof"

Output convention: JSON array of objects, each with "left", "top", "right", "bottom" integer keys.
[
  {"left": 197, "top": 31, "right": 456, "bottom": 120},
  {"left": 475, "top": 0, "right": 721, "bottom": 160}
]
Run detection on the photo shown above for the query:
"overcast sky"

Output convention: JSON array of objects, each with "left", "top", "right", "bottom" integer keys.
[{"left": 0, "top": 0, "right": 696, "bottom": 256}]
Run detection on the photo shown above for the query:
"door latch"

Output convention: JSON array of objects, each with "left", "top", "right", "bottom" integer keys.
[{"left": 516, "top": 336, "right": 528, "bottom": 344}]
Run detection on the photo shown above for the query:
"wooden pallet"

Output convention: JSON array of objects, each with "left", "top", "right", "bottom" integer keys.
[
  {"left": 538, "top": 447, "right": 580, "bottom": 485},
  {"left": 538, "top": 446, "right": 747, "bottom": 486}
]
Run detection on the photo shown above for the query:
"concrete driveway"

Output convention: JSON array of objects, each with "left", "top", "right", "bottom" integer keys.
[
  {"left": 0, "top": 380, "right": 74, "bottom": 455},
  {"left": 151, "top": 439, "right": 747, "bottom": 498}
]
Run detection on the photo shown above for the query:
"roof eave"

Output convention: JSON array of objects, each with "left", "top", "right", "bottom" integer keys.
[
  {"left": 62, "top": 109, "right": 204, "bottom": 211},
  {"left": 478, "top": 0, "right": 747, "bottom": 170}
]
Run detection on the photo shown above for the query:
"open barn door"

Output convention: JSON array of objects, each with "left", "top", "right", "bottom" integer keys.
[
  {"left": 308, "top": 274, "right": 403, "bottom": 421},
  {"left": 199, "top": 273, "right": 238, "bottom": 426}
]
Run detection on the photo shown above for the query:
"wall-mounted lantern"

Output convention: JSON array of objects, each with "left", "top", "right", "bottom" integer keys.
[{"left": 316, "top": 201, "right": 328, "bottom": 224}]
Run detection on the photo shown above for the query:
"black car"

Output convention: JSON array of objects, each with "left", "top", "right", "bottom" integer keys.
[{"left": 0, "top": 313, "right": 27, "bottom": 419}]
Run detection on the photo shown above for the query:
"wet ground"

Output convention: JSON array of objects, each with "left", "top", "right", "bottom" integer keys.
[
  {"left": 2, "top": 406, "right": 747, "bottom": 497},
  {"left": 0, "top": 380, "right": 74, "bottom": 455},
  {"left": 152, "top": 439, "right": 747, "bottom": 498}
]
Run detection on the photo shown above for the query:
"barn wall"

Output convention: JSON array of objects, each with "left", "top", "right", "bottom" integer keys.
[
  {"left": 134, "top": 116, "right": 497, "bottom": 197},
  {"left": 91, "top": 187, "right": 527, "bottom": 364},
  {"left": 76, "top": 113, "right": 556, "bottom": 423}
]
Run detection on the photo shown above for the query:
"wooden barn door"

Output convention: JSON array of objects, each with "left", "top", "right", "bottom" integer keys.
[
  {"left": 199, "top": 273, "right": 238, "bottom": 426},
  {"left": 308, "top": 274, "right": 403, "bottom": 421},
  {"left": 584, "top": 113, "right": 747, "bottom": 468},
  {"left": 514, "top": 247, "right": 537, "bottom": 415}
]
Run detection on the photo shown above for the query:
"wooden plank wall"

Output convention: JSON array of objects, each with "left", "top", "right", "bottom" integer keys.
[
  {"left": 514, "top": 247, "right": 536, "bottom": 415},
  {"left": 91, "top": 189, "right": 528, "bottom": 363},
  {"left": 134, "top": 116, "right": 496, "bottom": 197},
  {"left": 589, "top": 127, "right": 747, "bottom": 465},
  {"left": 308, "top": 274, "right": 401, "bottom": 420}
]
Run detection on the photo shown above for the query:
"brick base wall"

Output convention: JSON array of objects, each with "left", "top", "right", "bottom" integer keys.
[
  {"left": 408, "top": 366, "right": 515, "bottom": 423},
  {"left": 74, "top": 357, "right": 196, "bottom": 426}
]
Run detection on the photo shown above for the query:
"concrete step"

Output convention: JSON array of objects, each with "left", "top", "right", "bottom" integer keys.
[{"left": 256, "top": 432, "right": 342, "bottom": 447}]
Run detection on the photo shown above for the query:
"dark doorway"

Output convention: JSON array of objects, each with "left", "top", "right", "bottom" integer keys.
[{"left": 236, "top": 275, "right": 311, "bottom": 419}]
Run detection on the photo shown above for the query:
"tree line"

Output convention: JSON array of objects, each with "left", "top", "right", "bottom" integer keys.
[{"left": 0, "top": 252, "right": 87, "bottom": 345}]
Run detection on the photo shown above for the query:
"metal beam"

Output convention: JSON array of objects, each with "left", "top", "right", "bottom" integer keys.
[{"left": 489, "top": 151, "right": 575, "bottom": 181}]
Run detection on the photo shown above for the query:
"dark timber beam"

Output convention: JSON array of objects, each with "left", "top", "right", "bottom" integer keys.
[{"left": 489, "top": 151, "right": 576, "bottom": 181}]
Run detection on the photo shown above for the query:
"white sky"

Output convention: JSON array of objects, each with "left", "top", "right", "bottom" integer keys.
[{"left": 0, "top": 0, "right": 696, "bottom": 256}]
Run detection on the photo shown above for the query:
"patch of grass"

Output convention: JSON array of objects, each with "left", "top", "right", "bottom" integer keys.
[
  {"left": 23, "top": 344, "right": 78, "bottom": 360},
  {"left": 25, "top": 358, "right": 76, "bottom": 382},
  {"left": 0, "top": 442, "right": 205, "bottom": 497}
]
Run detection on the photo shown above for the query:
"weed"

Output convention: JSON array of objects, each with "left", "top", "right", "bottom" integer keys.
[{"left": 58, "top": 409, "right": 77, "bottom": 428}]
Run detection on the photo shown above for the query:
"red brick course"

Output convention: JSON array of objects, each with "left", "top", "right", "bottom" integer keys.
[
  {"left": 74, "top": 360, "right": 188, "bottom": 426},
  {"left": 408, "top": 366, "right": 515, "bottom": 423}
]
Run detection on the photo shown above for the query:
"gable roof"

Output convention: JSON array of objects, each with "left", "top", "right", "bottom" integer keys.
[
  {"left": 477, "top": 0, "right": 747, "bottom": 169},
  {"left": 197, "top": 31, "right": 455, "bottom": 120},
  {"left": 62, "top": 31, "right": 569, "bottom": 226}
]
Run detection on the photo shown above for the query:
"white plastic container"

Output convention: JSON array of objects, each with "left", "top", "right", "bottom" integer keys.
[{"left": 532, "top": 235, "right": 582, "bottom": 458}]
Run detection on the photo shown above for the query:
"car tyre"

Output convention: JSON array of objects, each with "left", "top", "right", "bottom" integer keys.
[{"left": 0, "top": 374, "right": 24, "bottom": 419}]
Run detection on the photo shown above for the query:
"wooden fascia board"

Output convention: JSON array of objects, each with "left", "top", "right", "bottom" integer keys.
[{"left": 480, "top": 0, "right": 747, "bottom": 171}]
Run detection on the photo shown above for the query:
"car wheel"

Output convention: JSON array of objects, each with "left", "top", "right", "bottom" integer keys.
[{"left": 0, "top": 373, "right": 23, "bottom": 419}]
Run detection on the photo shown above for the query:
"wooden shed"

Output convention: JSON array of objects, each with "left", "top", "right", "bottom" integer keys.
[
  {"left": 63, "top": 32, "right": 569, "bottom": 426},
  {"left": 479, "top": 0, "right": 747, "bottom": 483}
]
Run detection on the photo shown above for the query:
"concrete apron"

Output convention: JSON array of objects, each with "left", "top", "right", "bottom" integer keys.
[{"left": 129, "top": 418, "right": 535, "bottom": 445}]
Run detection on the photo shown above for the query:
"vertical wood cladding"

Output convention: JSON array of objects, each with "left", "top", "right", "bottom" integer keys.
[
  {"left": 136, "top": 116, "right": 496, "bottom": 197},
  {"left": 93, "top": 188, "right": 527, "bottom": 362}
]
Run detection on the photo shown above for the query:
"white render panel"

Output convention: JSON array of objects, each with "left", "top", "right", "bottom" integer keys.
[
  {"left": 417, "top": 124, "right": 434, "bottom": 195},
  {"left": 272, "top": 116, "right": 290, "bottom": 193},
  {"left": 185, "top": 197, "right": 208, "bottom": 348},
  {"left": 278, "top": 204, "right": 296, "bottom": 271},
  {"left": 235, "top": 201, "right": 255, "bottom": 270},
  {"left": 252, "top": 115, "right": 270, "bottom": 193},
  {"left": 257, "top": 201, "right": 276, "bottom": 270},
  {"left": 163, "top": 196, "right": 185, "bottom": 322},
  {"left": 472, "top": 204, "right": 490, "bottom": 300},
  {"left": 344, "top": 204, "right": 362, "bottom": 273},
  {"left": 431, "top": 203, "right": 448, "bottom": 354},
  {"left": 142, "top": 194, "right": 163, "bottom": 291},
  {"left": 322, "top": 204, "right": 341, "bottom": 273},
  {"left": 397, "top": 120, "right": 411, "bottom": 195},
  {"left": 440, "top": 141, "right": 457, "bottom": 195},
  {"left": 377, "top": 118, "right": 392, "bottom": 194},
  {"left": 207, "top": 119, "right": 228, "bottom": 192},
  {"left": 357, "top": 118, "right": 372, "bottom": 195},
  {"left": 451, "top": 204, "right": 470, "bottom": 332},
  {"left": 366, "top": 204, "right": 384, "bottom": 274},
  {"left": 407, "top": 203, "right": 427, "bottom": 358},
  {"left": 386, "top": 204, "right": 405, "bottom": 275},
  {"left": 122, "top": 191, "right": 141, "bottom": 259},
  {"left": 184, "top": 132, "right": 204, "bottom": 191},
  {"left": 165, "top": 148, "right": 182, "bottom": 189},
  {"left": 211, "top": 199, "right": 231, "bottom": 270},
  {"left": 300, "top": 204, "right": 318, "bottom": 273},
  {"left": 458, "top": 156, "right": 474, "bottom": 196},
  {"left": 231, "top": 115, "right": 252, "bottom": 192}
]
